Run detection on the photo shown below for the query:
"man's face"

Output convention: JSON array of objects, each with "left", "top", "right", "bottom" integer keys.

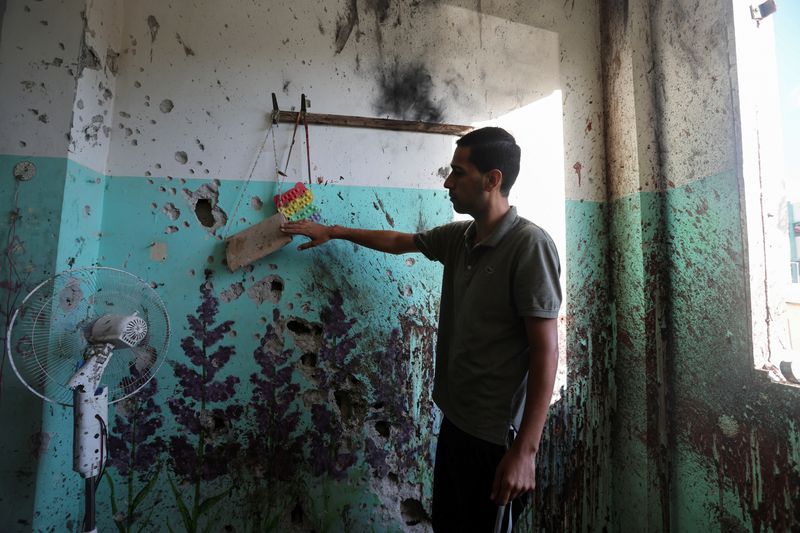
[{"left": 443, "top": 146, "right": 488, "bottom": 215}]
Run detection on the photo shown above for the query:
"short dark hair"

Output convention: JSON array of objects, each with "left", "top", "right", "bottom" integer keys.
[{"left": 456, "top": 127, "right": 521, "bottom": 196}]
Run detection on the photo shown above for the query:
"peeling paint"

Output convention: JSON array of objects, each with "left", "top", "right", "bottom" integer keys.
[
  {"left": 247, "top": 274, "right": 285, "bottom": 305},
  {"left": 149, "top": 241, "right": 167, "bottom": 262}
]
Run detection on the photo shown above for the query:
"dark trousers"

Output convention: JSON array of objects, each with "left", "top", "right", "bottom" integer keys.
[{"left": 431, "top": 417, "right": 530, "bottom": 533}]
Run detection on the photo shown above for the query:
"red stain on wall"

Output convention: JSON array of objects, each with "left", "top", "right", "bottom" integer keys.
[{"left": 573, "top": 161, "right": 583, "bottom": 186}]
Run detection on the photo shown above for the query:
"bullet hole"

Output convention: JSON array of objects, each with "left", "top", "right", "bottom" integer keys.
[
  {"left": 84, "top": 205, "right": 91, "bottom": 217},
  {"left": 19, "top": 141, "right": 27, "bottom": 148},
  {"left": 286, "top": 317, "right": 323, "bottom": 353},
  {"left": 13, "top": 161, "right": 36, "bottom": 181},
  {"left": 182, "top": 182, "right": 227, "bottom": 234},
  {"left": 401, "top": 284, "right": 413, "bottom": 297},
  {"left": 161, "top": 202, "right": 180, "bottom": 220},
  {"left": 165, "top": 226, "right": 179, "bottom": 234},
  {"left": 287, "top": 319, "right": 311, "bottom": 335},
  {"left": 105, "top": 47, "right": 119, "bottom": 75},
  {"left": 405, "top": 257, "right": 416, "bottom": 266},
  {"left": 300, "top": 352, "right": 317, "bottom": 367},
  {"left": 334, "top": 389, "right": 367, "bottom": 427},
  {"left": 375, "top": 420, "right": 390, "bottom": 438},
  {"left": 125, "top": 128, "right": 133, "bottom": 137},
  {"left": 247, "top": 275, "right": 285, "bottom": 305},
  {"left": 134, "top": 81, "right": 141, "bottom": 88},
  {"left": 183, "top": 220, "right": 190, "bottom": 228},
  {"left": 401, "top": 499, "right": 429, "bottom": 526},
  {"left": 194, "top": 199, "right": 215, "bottom": 227},
  {"left": 159, "top": 99, "right": 174, "bottom": 113},
  {"left": 131, "top": 139, "right": 138, "bottom": 146},
  {"left": 175, "top": 151, "right": 188, "bottom": 164},
  {"left": 147, "top": 15, "right": 160, "bottom": 43},
  {"left": 155, "top": 163, "right": 162, "bottom": 169},
  {"left": 58, "top": 280, "right": 83, "bottom": 312},
  {"left": 37, "top": 114, "right": 49, "bottom": 123},
  {"left": 150, "top": 202, "right": 157, "bottom": 209},
  {"left": 159, "top": 186, "right": 166, "bottom": 192},
  {"left": 196, "top": 139, "right": 205, "bottom": 151},
  {"left": 250, "top": 196, "right": 263, "bottom": 210},
  {"left": 220, "top": 282, "right": 244, "bottom": 303}
]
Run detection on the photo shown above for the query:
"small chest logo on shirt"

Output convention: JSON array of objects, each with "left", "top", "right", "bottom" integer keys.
[{"left": 484, "top": 266, "right": 495, "bottom": 275}]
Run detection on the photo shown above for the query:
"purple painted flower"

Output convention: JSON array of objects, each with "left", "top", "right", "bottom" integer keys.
[
  {"left": 107, "top": 372, "right": 165, "bottom": 478},
  {"left": 168, "top": 271, "right": 241, "bottom": 485}
]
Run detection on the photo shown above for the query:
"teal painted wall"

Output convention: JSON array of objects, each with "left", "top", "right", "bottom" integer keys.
[
  {"left": 22, "top": 161, "right": 457, "bottom": 531},
  {"left": 0, "top": 155, "right": 68, "bottom": 529},
  {"left": 664, "top": 171, "right": 800, "bottom": 532}
]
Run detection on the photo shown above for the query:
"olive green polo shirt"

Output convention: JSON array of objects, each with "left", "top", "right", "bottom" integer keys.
[{"left": 414, "top": 207, "right": 561, "bottom": 445}]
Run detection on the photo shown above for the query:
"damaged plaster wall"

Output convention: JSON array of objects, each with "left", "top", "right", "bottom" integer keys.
[
  {"left": 0, "top": 1, "right": 581, "bottom": 532},
  {"left": 0, "top": 1, "right": 88, "bottom": 528},
  {"left": 602, "top": 0, "right": 800, "bottom": 531}
]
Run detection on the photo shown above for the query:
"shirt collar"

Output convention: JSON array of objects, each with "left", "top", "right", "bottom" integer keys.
[{"left": 463, "top": 206, "right": 519, "bottom": 250}]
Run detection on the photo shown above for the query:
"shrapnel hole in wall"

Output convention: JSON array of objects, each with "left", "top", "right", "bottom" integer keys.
[{"left": 194, "top": 198, "right": 215, "bottom": 228}]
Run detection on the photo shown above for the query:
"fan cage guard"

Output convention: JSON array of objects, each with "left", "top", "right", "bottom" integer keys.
[{"left": 6, "top": 267, "right": 170, "bottom": 406}]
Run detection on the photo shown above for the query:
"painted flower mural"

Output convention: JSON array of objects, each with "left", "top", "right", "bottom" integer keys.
[{"left": 167, "top": 271, "right": 243, "bottom": 531}]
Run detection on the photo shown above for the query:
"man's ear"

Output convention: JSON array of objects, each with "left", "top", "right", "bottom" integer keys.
[{"left": 484, "top": 169, "right": 503, "bottom": 192}]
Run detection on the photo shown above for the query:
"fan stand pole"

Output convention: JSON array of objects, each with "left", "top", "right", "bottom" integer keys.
[
  {"left": 83, "top": 476, "right": 97, "bottom": 533},
  {"left": 73, "top": 382, "right": 109, "bottom": 533}
]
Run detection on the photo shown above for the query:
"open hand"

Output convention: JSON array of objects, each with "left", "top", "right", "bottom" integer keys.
[
  {"left": 281, "top": 220, "right": 331, "bottom": 250},
  {"left": 490, "top": 445, "right": 536, "bottom": 505}
]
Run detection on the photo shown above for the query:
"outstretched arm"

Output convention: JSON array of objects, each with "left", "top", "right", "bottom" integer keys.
[
  {"left": 281, "top": 220, "right": 419, "bottom": 254},
  {"left": 491, "top": 316, "right": 559, "bottom": 505}
]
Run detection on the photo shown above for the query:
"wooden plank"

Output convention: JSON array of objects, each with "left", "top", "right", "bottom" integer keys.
[
  {"left": 276, "top": 110, "right": 472, "bottom": 136},
  {"left": 225, "top": 213, "right": 291, "bottom": 271}
]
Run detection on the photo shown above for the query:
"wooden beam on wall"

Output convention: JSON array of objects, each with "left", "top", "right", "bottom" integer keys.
[{"left": 276, "top": 110, "right": 473, "bottom": 136}]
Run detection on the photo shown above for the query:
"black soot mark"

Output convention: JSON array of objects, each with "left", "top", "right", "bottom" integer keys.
[{"left": 374, "top": 62, "right": 444, "bottom": 122}]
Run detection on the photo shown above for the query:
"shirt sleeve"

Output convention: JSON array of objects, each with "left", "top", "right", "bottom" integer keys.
[
  {"left": 513, "top": 229, "right": 562, "bottom": 318},
  {"left": 413, "top": 222, "right": 466, "bottom": 264}
]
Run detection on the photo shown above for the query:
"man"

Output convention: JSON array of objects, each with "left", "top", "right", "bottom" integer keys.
[{"left": 281, "top": 127, "right": 561, "bottom": 531}]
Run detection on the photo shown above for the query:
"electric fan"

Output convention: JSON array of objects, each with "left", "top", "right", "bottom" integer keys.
[{"left": 5, "top": 267, "right": 170, "bottom": 533}]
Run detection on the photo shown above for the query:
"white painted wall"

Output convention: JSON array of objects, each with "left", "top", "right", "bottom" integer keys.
[
  {"left": 104, "top": 1, "right": 561, "bottom": 191},
  {"left": 67, "top": 0, "right": 124, "bottom": 172},
  {"left": 0, "top": 1, "right": 84, "bottom": 156}
]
